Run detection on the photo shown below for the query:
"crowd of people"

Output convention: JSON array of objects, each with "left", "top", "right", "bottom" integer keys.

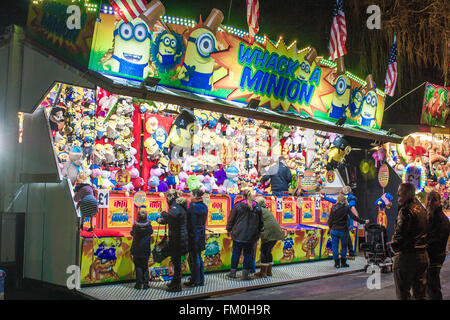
[
  {"left": 391, "top": 183, "right": 450, "bottom": 300},
  {"left": 74, "top": 162, "right": 449, "bottom": 299}
]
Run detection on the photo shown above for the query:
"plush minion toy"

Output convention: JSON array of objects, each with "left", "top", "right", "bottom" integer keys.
[
  {"left": 177, "top": 9, "right": 224, "bottom": 91},
  {"left": 328, "top": 57, "right": 351, "bottom": 120},
  {"left": 326, "top": 136, "right": 351, "bottom": 170},
  {"left": 162, "top": 109, "right": 195, "bottom": 158},
  {"left": 358, "top": 75, "right": 378, "bottom": 127}
]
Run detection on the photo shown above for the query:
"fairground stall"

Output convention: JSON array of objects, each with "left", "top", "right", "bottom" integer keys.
[{"left": 10, "top": 0, "right": 403, "bottom": 288}]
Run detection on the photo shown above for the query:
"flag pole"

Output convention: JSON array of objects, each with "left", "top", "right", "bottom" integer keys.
[
  {"left": 227, "top": 0, "right": 233, "bottom": 23},
  {"left": 384, "top": 82, "right": 426, "bottom": 112}
]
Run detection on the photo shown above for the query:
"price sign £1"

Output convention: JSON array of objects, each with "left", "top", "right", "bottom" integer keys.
[
  {"left": 97, "top": 189, "right": 109, "bottom": 208},
  {"left": 168, "top": 159, "right": 181, "bottom": 175}
]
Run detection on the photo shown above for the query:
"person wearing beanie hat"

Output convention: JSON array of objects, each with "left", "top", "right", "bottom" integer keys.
[
  {"left": 157, "top": 189, "right": 189, "bottom": 292},
  {"left": 185, "top": 189, "right": 208, "bottom": 287},
  {"left": 254, "top": 197, "right": 283, "bottom": 278},
  {"left": 74, "top": 172, "right": 98, "bottom": 232}
]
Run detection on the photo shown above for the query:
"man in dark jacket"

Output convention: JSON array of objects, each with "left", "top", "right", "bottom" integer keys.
[
  {"left": 391, "top": 183, "right": 429, "bottom": 300},
  {"left": 185, "top": 189, "right": 208, "bottom": 287},
  {"left": 425, "top": 190, "right": 450, "bottom": 300},
  {"left": 157, "top": 189, "right": 189, "bottom": 292},
  {"left": 226, "top": 189, "right": 264, "bottom": 280},
  {"left": 261, "top": 157, "right": 292, "bottom": 196},
  {"left": 131, "top": 208, "right": 153, "bottom": 290}
]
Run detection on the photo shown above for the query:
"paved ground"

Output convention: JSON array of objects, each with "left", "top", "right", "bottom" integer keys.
[{"left": 208, "top": 256, "right": 450, "bottom": 300}]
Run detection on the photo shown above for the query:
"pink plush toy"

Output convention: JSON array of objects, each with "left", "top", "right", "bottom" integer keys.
[
  {"left": 177, "top": 171, "right": 189, "bottom": 191},
  {"left": 372, "top": 147, "right": 387, "bottom": 168}
]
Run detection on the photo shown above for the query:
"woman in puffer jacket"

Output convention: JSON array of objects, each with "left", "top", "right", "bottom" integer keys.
[
  {"left": 157, "top": 189, "right": 189, "bottom": 292},
  {"left": 226, "top": 188, "right": 264, "bottom": 280}
]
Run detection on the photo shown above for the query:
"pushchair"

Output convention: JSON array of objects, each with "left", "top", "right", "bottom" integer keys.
[{"left": 360, "top": 223, "right": 393, "bottom": 273}]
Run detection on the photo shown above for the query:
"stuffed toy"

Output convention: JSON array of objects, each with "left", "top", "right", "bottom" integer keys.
[
  {"left": 375, "top": 193, "right": 393, "bottom": 210},
  {"left": 49, "top": 107, "right": 65, "bottom": 132},
  {"left": 222, "top": 164, "right": 240, "bottom": 192},
  {"left": 62, "top": 145, "right": 84, "bottom": 185},
  {"left": 162, "top": 109, "right": 195, "bottom": 159},
  {"left": 148, "top": 167, "right": 165, "bottom": 191},
  {"left": 372, "top": 147, "right": 387, "bottom": 168},
  {"left": 158, "top": 179, "right": 169, "bottom": 192},
  {"left": 177, "top": 171, "right": 189, "bottom": 191},
  {"left": 100, "top": 169, "right": 114, "bottom": 190},
  {"left": 187, "top": 174, "right": 203, "bottom": 191},
  {"left": 202, "top": 175, "right": 213, "bottom": 193},
  {"left": 89, "top": 164, "right": 103, "bottom": 188},
  {"left": 93, "top": 144, "right": 105, "bottom": 166},
  {"left": 214, "top": 167, "right": 227, "bottom": 186},
  {"left": 326, "top": 137, "right": 351, "bottom": 170},
  {"left": 103, "top": 144, "right": 116, "bottom": 166}
]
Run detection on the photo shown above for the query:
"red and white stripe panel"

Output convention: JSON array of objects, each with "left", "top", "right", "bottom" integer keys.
[{"left": 109, "top": 0, "right": 147, "bottom": 24}]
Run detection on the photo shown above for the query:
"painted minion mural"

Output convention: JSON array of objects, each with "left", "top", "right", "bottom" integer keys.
[
  {"left": 162, "top": 109, "right": 196, "bottom": 159},
  {"left": 281, "top": 231, "right": 296, "bottom": 262},
  {"left": 328, "top": 57, "right": 351, "bottom": 120},
  {"left": 358, "top": 75, "right": 377, "bottom": 127},
  {"left": 348, "top": 87, "right": 363, "bottom": 118},
  {"left": 297, "top": 47, "right": 317, "bottom": 81},
  {"left": 177, "top": 9, "right": 224, "bottom": 91},
  {"left": 102, "top": 17, "right": 153, "bottom": 79},
  {"left": 150, "top": 30, "right": 185, "bottom": 73}
]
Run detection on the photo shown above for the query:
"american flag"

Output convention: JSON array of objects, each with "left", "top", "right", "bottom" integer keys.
[
  {"left": 384, "top": 36, "right": 398, "bottom": 97},
  {"left": 246, "top": 0, "right": 259, "bottom": 43},
  {"left": 109, "top": 0, "right": 147, "bottom": 24},
  {"left": 328, "top": 0, "right": 347, "bottom": 61}
]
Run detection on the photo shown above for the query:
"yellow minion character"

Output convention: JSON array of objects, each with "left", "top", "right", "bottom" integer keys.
[
  {"left": 358, "top": 75, "right": 378, "bottom": 127},
  {"left": 177, "top": 9, "right": 224, "bottom": 91},
  {"left": 328, "top": 57, "right": 351, "bottom": 120}
]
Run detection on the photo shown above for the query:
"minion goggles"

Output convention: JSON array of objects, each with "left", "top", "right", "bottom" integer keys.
[
  {"left": 188, "top": 33, "right": 217, "bottom": 58},
  {"left": 114, "top": 22, "right": 151, "bottom": 42}
]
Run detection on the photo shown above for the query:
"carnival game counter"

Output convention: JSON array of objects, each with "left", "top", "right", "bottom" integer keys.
[{"left": 79, "top": 191, "right": 357, "bottom": 285}]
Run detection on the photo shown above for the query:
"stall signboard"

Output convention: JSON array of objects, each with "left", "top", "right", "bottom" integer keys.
[
  {"left": 107, "top": 195, "right": 134, "bottom": 228},
  {"left": 26, "top": 0, "right": 97, "bottom": 67},
  {"left": 145, "top": 193, "right": 168, "bottom": 228},
  {"left": 319, "top": 199, "right": 332, "bottom": 224},
  {"left": 300, "top": 170, "right": 318, "bottom": 192},
  {"left": 378, "top": 164, "right": 389, "bottom": 188},
  {"left": 133, "top": 191, "right": 147, "bottom": 207},
  {"left": 300, "top": 197, "right": 316, "bottom": 224},
  {"left": 206, "top": 195, "right": 230, "bottom": 227},
  {"left": 280, "top": 197, "right": 297, "bottom": 225},
  {"left": 264, "top": 196, "right": 278, "bottom": 220},
  {"left": 420, "top": 83, "right": 449, "bottom": 127},
  {"left": 89, "top": 11, "right": 385, "bottom": 129}
]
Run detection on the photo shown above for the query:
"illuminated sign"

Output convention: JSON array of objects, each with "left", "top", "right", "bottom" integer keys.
[{"left": 89, "top": 12, "right": 386, "bottom": 129}]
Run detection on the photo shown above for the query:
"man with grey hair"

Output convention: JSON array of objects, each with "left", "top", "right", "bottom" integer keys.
[
  {"left": 425, "top": 190, "right": 450, "bottom": 300},
  {"left": 391, "top": 183, "right": 429, "bottom": 300}
]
